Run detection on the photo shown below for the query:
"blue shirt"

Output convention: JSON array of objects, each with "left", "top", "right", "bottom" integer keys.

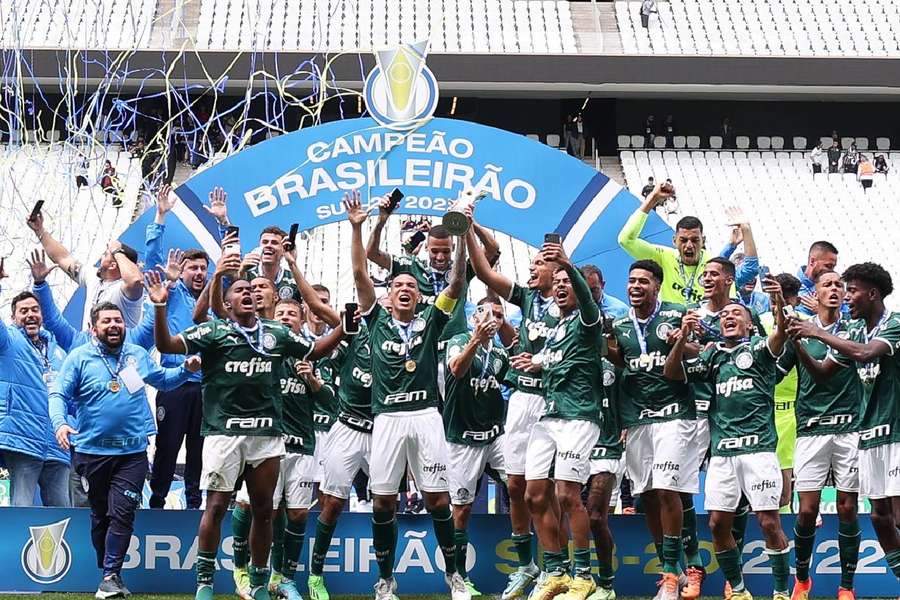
[
  {"left": 718, "top": 243, "right": 760, "bottom": 289},
  {"left": 49, "top": 341, "right": 191, "bottom": 455},
  {"left": 738, "top": 289, "right": 772, "bottom": 315},
  {"left": 600, "top": 293, "right": 629, "bottom": 319},
  {"left": 795, "top": 265, "right": 850, "bottom": 318}
]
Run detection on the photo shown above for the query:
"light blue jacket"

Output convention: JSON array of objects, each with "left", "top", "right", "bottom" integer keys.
[
  {"left": 49, "top": 342, "right": 191, "bottom": 455},
  {"left": 0, "top": 324, "right": 70, "bottom": 464}
]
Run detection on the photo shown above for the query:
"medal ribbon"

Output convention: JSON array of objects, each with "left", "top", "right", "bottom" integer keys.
[
  {"left": 23, "top": 329, "right": 51, "bottom": 373},
  {"left": 630, "top": 300, "right": 662, "bottom": 355},
  {"left": 93, "top": 339, "right": 127, "bottom": 385},
  {"left": 429, "top": 267, "right": 447, "bottom": 295},
  {"left": 230, "top": 318, "right": 272, "bottom": 356},
  {"left": 531, "top": 291, "right": 552, "bottom": 322},
  {"left": 392, "top": 319, "right": 417, "bottom": 363},
  {"left": 677, "top": 258, "right": 701, "bottom": 301}
]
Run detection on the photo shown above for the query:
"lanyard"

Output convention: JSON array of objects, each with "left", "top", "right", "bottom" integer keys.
[
  {"left": 428, "top": 267, "right": 447, "bottom": 295},
  {"left": 630, "top": 300, "right": 661, "bottom": 355},
  {"left": 677, "top": 258, "right": 701, "bottom": 301},
  {"left": 478, "top": 340, "right": 494, "bottom": 380},
  {"left": 94, "top": 340, "right": 126, "bottom": 381},
  {"left": 302, "top": 322, "right": 331, "bottom": 341},
  {"left": 531, "top": 292, "right": 552, "bottom": 322},
  {"left": 863, "top": 310, "right": 889, "bottom": 344},
  {"left": 230, "top": 318, "right": 272, "bottom": 356},
  {"left": 392, "top": 318, "right": 419, "bottom": 362},
  {"left": 24, "top": 330, "right": 51, "bottom": 373},
  {"left": 814, "top": 315, "right": 842, "bottom": 336}
]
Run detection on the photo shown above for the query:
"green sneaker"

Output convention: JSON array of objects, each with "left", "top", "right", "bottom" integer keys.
[
  {"left": 308, "top": 574, "right": 330, "bottom": 600},
  {"left": 586, "top": 587, "right": 616, "bottom": 600},
  {"left": 233, "top": 567, "right": 253, "bottom": 600},
  {"left": 195, "top": 584, "right": 214, "bottom": 600},
  {"left": 268, "top": 571, "right": 285, "bottom": 594},
  {"left": 465, "top": 577, "right": 483, "bottom": 597}
]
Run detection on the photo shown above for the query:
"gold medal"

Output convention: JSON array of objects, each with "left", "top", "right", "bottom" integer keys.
[
  {"left": 404, "top": 359, "right": 417, "bottom": 373},
  {"left": 108, "top": 380, "right": 121, "bottom": 393}
]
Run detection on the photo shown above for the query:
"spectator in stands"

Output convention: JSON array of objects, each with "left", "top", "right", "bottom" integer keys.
[
  {"left": 827, "top": 141, "right": 842, "bottom": 173},
  {"left": 75, "top": 158, "right": 89, "bottom": 189},
  {"left": 875, "top": 153, "right": 889, "bottom": 174},
  {"left": 564, "top": 114, "right": 577, "bottom": 156},
  {"left": 831, "top": 130, "right": 841, "bottom": 148},
  {"left": 795, "top": 240, "right": 841, "bottom": 317},
  {"left": 842, "top": 142, "right": 859, "bottom": 173},
  {"left": 0, "top": 288, "right": 71, "bottom": 507},
  {"left": 574, "top": 114, "right": 586, "bottom": 158},
  {"left": 664, "top": 114, "right": 675, "bottom": 148},
  {"left": 639, "top": 0, "right": 657, "bottom": 29},
  {"left": 101, "top": 160, "right": 123, "bottom": 208},
  {"left": 26, "top": 210, "right": 145, "bottom": 329},
  {"left": 721, "top": 117, "right": 736, "bottom": 148},
  {"left": 579, "top": 264, "right": 629, "bottom": 319},
  {"left": 858, "top": 155, "right": 875, "bottom": 191},
  {"left": 644, "top": 114, "right": 656, "bottom": 147},
  {"left": 809, "top": 142, "right": 824, "bottom": 174},
  {"left": 641, "top": 176, "right": 655, "bottom": 198}
]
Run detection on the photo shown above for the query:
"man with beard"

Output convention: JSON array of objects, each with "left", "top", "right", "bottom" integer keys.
[
  {"left": 795, "top": 241, "right": 841, "bottom": 317},
  {"left": 50, "top": 302, "right": 199, "bottom": 598},
  {"left": 522, "top": 243, "right": 603, "bottom": 600},
  {"left": 142, "top": 185, "right": 211, "bottom": 509},
  {"left": 151, "top": 264, "right": 345, "bottom": 600},
  {"left": 664, "top": 279, "right": 790, "bottom": 600},
  {"left": 0, "top": 286, "right": 70, "bottom": 507},
  {"left": 466, "top": 224, "right": 559, "bottom": 600},
  {"left": 26, "top": 210, "right": 145, "bottom": 328},
  {"left": 606, "top": 260, "right": 697, "bottom": 600},
  {"left": 345, "top": 191, "right": 470, "bottom": 600},
  {"left": 787, "top": 262, "right": 900, "bottom": 595},
  {"left": 777, "top": 271, "right": 861, "bottom": 600}
]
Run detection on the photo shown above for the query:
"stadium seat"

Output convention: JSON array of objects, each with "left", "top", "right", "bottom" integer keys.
[
  {"left": 757, "top": 136, "right": 771, "bottom": 150},
  {"left": 736, "top": 136, "right": 750, "bottom": 149},
  {"left": 686, "top": 136, "right": 701, "bottom": 149},
  {"left": 630, "top": 135, "right": 645, "bottom": 148},
  {"left": 855, "top": 137, "right": 869, "bottom": 150},
  {"left": 709, "top": 136, "right": 723, "bottom": 149},
  {"left": 546, "top": 133, "right": 561, "bottom": 148},
  {"left": 673, "top": 136, "right": 686, "bottom": 149},
  {"left": 527, "top": 133, "right": 541, "bottom": 142},
  {"left": 653, "top": 136, "right": 666, "bottom": 149},
  {"left": 617, "top": 135, "right": 631, "bottom": 148},
  {"left": 771, "top": 136, "right": 785, "bottom": 150},
  {"left": 877, "top": 137, "right": 891, "bottom": 150}
]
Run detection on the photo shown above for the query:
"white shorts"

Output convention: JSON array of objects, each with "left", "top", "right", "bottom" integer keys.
[
  {"left": 794, "top": 433, "right": 860, "bottom": 493},
  {"left": 449, "top": 437, "right": 506, "bottom": 505},
  {"left": 590, "top": 455, "right": 625, "bottom": 508},
  {"left": 313, "top": 430, "right": 331, "bottom": 483},
  {"left": 236, "top": 452, "right": 316, "bottom": 509},
  {"left": 705, "top": 452, "right": 782, "bottom": 512},
  {"left": 859, "top": 442, "right": 900, "bottom": 500},
  {"left": 625, "top": 419, "right": 700, "bottom": 495},
  {"left": 525, "top": 418, "right": 600, "bottom": 484},
  {"left": 504, "top": 391, "right": 545, "bottom": 475},
  {"left": 370, "top": 408, "right": 450, "bottom": 495},
  {"left": 201, "top": 434, "right": 285, "bottom": 492},
  {"left": 320, "top": 421, "right": 372, "bottom": 500},
  {"left": 695, "top": 418, "right": 710, "bottom": 469}
]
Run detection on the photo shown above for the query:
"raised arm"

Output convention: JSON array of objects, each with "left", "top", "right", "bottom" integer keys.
[
  {"left": 365, "top": 195, "right": 394, "bottom": 270},
  {"left": 345, "top": 191, "right": 376, "bottom": 312},
  {"left": 145, "top": 184, "right": 177, "bottom": 270},
  {"left": 284, "top": 248, "right": 340, "bottom": 328},
  {"left": 762, "top": 275, "right": 787, "bottom": 356},
  {"left": 792, "top": 337, "right": 842, "bottom": 383},
  {"left": 108, "top": 241, "right": 144, "bottom": 300},
  {"left": 209, "top": 246, "right": 240, "bottom": 321},
  {"left": 309, "top": 325, "right": 346, "bottom": 361},
  {"left": 472, "top": 220, "right": 500, "bottom": 265},
  {"left": 542, "top": 242, "right": 600, "bottom": 325},
  {"left": 617, "top": 183, "right": 672, "bottom": 260},
  {"left": 466, "top": 228, "right": 513, "bottom": 299},
  {"left": 26, "top": 211, "right": 79, "bottom": 282},
  {"left": 449, "top": 323, "right": 496, "bottom": 379},
  {"left": 192, "top": 280, "right": 213, "bottom": 324},
  {"left": 442, "top": 231, "right": 467, "bottom": 301},
  {"left": 725, "top": 206, "right": 759, "bottom": 288},
  {"left": 29, "top": 250, "right": 83, "bottom": 352},
  {"left": 148, "top": 270, "right": 189, "bottom": 355}
]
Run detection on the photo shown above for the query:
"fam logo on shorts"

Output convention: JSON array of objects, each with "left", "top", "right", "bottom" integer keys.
[
  {"left": 364, "top": 40, "right": 439, "bottom": 130},
  {"left": 21, "top": 518, "right": 72, "bottom": 584}
]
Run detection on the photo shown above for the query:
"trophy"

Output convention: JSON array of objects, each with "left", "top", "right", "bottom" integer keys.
[{"left": 442, "top": 188, "right": 487, "bottom": 236}]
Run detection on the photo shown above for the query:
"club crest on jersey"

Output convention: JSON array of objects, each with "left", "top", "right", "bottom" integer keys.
[
  {"left": 411, "top": 318, "right": 427, "bottom": 332},
  {"left": 278, "top": 286, "right": 293, "bottom": 299},
  {"left": 125, "top": 355, "right": 137, "bottom": 367},
  {"left": 493, "top": 358, "right": 503, "bottom": 373},
  {"left": 735, "top": 352, "right": 754, "bottom": 370},
  {"left": 263, "top": 333, "right": 277, "bottom": 350},
  {"left": 548, "top": 304, "right": 561, "bottom": 318},
  {"left": 655, "top": 322, "right": 674, "bottom": 340},
  {"left": 603, "top": 369, "right": 615, "bottom": 386}
]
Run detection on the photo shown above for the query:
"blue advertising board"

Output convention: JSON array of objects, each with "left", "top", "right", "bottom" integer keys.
[{"left": 3, "top": 508, "right": 895, "bottom": 596}]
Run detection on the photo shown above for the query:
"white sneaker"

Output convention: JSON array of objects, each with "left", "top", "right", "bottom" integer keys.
[
  {"left": 373, "top": 577, "right": 398, "bottom": 600},
  {"left": 447, "top": 572, "right": 472, "bottom": 600}
]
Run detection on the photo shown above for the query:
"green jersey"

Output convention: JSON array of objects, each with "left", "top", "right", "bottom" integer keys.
[
  {"left": 330, "top": 326, "right": 374, "bottom": 432},
  {"left": 592, "top": 359, "right": 624, "bottom": 461},
  {"left": 691, "top": 302, "right": 765, "bottom": 417},
  {"left": 689, "top": 335, "right": 780, "bottom": 457},
  {"left": 830, "top": 311, "right": 900, "bottom": 449},
  {"left": 443, "top": 333, "right": 509, "bottom": 446},
  {"left": 245, "top": 265, "right": 301, "bottom": 302},
  {"left": 778, "top": 317, "right": 861, "bottom": 437},
  {"left": 390, "top": 255, "right": 475, "bottom": 301},
  {"left": 181, "top": 318, "right": 313, "bottom": 437},
  {"left": 280, "top": 356, "right": 317, "bottom": 455},
  {"left": 613, "top": 301, "right": 694, "bottom": 427},
  {"left": 540, "top": 308, "right": 604, "bottom": 424},
  {"left": 300, "top": 327, "right": 338, "bottom": 433},
  {"left": 363, "top": 301, "right": 450, "bottom": 414},
  {"left": 505, "top": 283, "right": 560, "bottom": 394}
]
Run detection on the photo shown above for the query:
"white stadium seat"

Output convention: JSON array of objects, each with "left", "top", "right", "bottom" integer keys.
[{"left": 618, "top": 135, "right": 631, "bottom": 148}]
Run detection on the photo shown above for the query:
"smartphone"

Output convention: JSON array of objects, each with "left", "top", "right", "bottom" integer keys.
[
  {"left": 403, "top": 230, "right": 426, "bottom": 254},
  {"left": 783, "top": 305, "right": 798, "bottom": 320},
  {"left": 344, "top": 302, "right": 360, "bottom": 335},
  {"left": 544, "top": 232, "right": 561, "bottom": 245},
  {"left": 223, "top": 225, "right": 240, "bottom": 255},
  {"left": 28, "top": 200, "right": 44, "bottom": 222},
  {"left": 287, "top": 223, "right": 299, "bottom": 250},
  {"left": 387, "top": 188, "right": 404, "bottom": 212},
  {"left": 758, "top": 265, "right": 771, "bottom": 281}
]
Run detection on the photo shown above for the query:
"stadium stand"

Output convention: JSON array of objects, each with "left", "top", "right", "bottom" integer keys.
[
  {"left": 0, "top": 0, "right": 157, "bottom": 49},
  {"left": 621, "top": 148, "right": 900, "bottom": 282},
  {"left": 616, "top": 0, "right": 900, "bottom": 56},
  {"left": 618, "top": 134, "right": 893, "bottom": 151}
]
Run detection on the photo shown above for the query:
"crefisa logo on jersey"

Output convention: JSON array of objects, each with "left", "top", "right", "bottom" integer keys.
[
  {"left": 364, "top": 40, "right": 439, "bottom": 130},
  {"left": 21, "top": 518, "right": 72, "bottom": 584}
]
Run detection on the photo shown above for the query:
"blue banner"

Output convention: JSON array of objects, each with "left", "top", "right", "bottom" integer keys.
[
  {"left": 65, "top": 117, "right": 672, "bottom": 324},
  {"left": 3, "top": 508, "right": 895, "bottom": 596}
]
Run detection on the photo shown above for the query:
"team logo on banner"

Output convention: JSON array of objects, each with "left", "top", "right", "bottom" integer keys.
[
  {"left": 21, "top": 518, "right": 72, "bottom": 584},
  {"left": 364, "top": 40, "right": 439, "bottom": 130}
]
